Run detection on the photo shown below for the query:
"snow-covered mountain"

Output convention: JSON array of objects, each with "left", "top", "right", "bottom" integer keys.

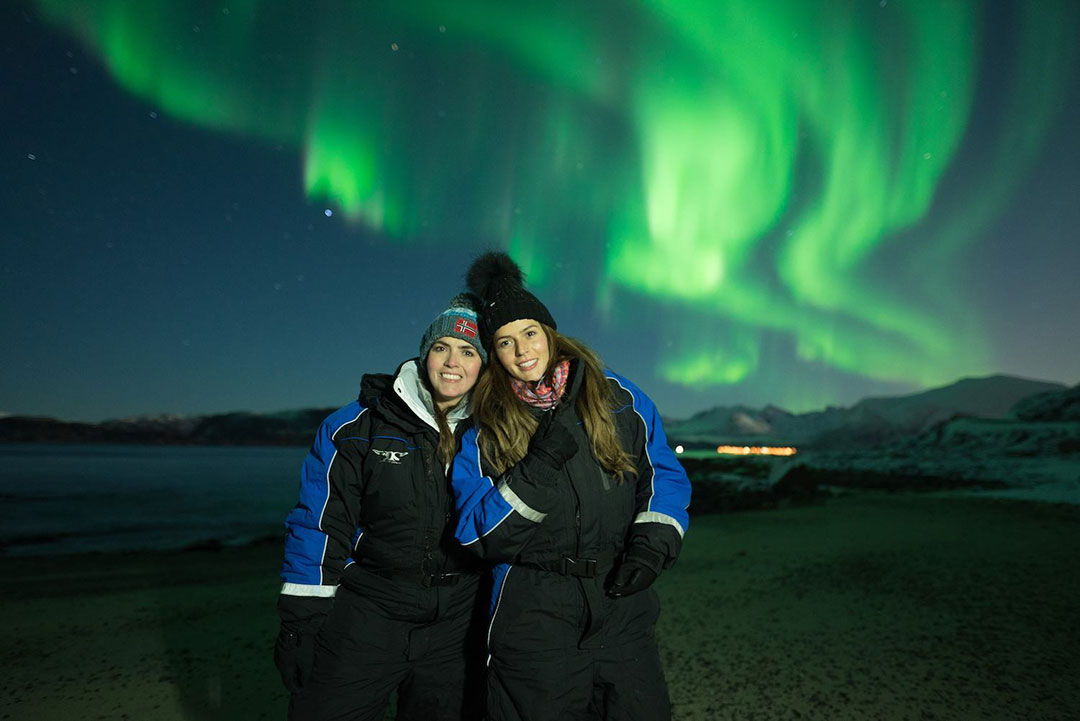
[
  {"left": 1011, "top": 383, "right": 1080, "bottom": 422},
  {"left": 665, "top": 375, "right": 1070, "bottom": 449}
]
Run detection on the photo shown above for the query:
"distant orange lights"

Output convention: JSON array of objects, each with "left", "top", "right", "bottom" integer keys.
[{"left": 715, "top": 445, "right": 797, "bottom": 456}]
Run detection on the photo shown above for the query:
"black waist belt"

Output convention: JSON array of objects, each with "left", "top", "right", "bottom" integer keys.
[
  {"left": 524, "top": 553, "right": 616, "bottom": 579},
  {"left": 363, "top": 566, "right": 467, "bottom": 587}
]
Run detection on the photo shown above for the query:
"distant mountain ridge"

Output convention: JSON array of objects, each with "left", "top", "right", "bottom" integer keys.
[
  {"left": 664, "top": 375, "right": 1071, "bottom": 449},
  {"left": 1011, "top": 383, "right": 1080, "bottom": 422},
  {"left": 1, "top": 375, "right": 1074, "bottom": 448},
  {"left": 0, "top": 408, "right": 335, "bottom": 446}
]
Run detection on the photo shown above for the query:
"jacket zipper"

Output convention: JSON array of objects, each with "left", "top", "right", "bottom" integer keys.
[{"left": 568, "top": 422, "right": 582, "bottom": 559}]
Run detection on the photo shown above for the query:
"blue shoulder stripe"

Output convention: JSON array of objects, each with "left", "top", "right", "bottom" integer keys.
[
  {"left": 451, "top": 425, "right": 515, "bottom": 545},
  {"left": 604, "top": 370, "right": 691, "bottom": 536},
  {"left": 281, "top": 400, "right": 367, "bottom": 586}
]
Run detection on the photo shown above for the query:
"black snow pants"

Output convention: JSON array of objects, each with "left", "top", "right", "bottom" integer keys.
[
  {"left": 289, "top": 569, "right": 486, "bottom": 721},
  {"left": 484, "top": 566, "right": 671, "bottom": 721}
]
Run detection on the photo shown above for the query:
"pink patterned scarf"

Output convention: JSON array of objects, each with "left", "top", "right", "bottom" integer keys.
[{"left": 510, "top": 359, "right": 570, "bottom": 410}]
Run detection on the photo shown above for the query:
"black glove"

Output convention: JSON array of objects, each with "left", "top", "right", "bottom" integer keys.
[
  {"left": 526, "top": 407, "right": 578, "bottom": 472},
  {"left": 274, "top": 621, "right": 319, "bottom": 693},
  {"left": 606, "top": 559, "right": 657, "bottom": 598},
  {"left": 275, "top": 595, "right": 331, "bottom": 693},
  {"left": 607, "top": 545, "right": 666, "bottom": 598}
]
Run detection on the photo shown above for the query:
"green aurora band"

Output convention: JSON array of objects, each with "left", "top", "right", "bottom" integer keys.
[{"left": 32, "top": 0, "right": 1077, "bottom": 408}]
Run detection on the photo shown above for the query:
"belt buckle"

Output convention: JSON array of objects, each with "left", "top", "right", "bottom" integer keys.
[
  {"left": 561, "top": 557, "right": 597, "bottom": 578},
  {"left": 424, "top": 573, "right": 461, "bottom": 587}
]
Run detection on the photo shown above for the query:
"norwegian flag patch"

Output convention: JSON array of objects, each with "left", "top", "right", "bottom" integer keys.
[{"left": 454, "top": 317, "right": 478, "bottom": 338}]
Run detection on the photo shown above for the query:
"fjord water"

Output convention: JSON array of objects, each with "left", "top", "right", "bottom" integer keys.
[{"left": 0, "top": 443, "right": 307, "bottom": 555}]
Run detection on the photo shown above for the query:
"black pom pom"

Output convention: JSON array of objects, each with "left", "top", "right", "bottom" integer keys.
[{"left": 465, "top": 252, "right": 525, "bottom": 299}]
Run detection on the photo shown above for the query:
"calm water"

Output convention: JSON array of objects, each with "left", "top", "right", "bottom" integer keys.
[{"left": 0, "top": 443, "right": 308, "bottom": 556}]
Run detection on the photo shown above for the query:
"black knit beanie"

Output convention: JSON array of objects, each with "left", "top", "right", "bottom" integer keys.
[{"left": 465, "top": 252, "right": 557, "bottom": 348}]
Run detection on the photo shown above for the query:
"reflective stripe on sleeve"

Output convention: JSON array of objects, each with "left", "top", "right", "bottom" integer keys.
[
  {"left": 280, "top": 583, "right": 338, "bottom": 597},
  {"left": 634, "top": 511, "right": 686, "bottom": 538},
  {"left": 497, "top": 478, "right": 547, "bottom": 523}
]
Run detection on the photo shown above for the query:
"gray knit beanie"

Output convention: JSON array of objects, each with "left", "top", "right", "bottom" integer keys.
[{"left": 419, "top": 293, "right": 487, "bottom": 364}]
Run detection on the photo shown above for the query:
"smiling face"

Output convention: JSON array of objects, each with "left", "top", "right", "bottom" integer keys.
[
  {"left": 493, "top": 318, "right": 551, "bottom": 383},
  {"left": 425, "top": 336, "right": 483, "bottom": 410}
]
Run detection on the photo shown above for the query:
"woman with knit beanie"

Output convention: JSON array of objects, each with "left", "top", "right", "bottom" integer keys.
[
  {"left": 451, "top": 253, "right": 692, "bottom": 721},
  {"left": 275, "top": 293, "right": 489, "bottom": 721}
]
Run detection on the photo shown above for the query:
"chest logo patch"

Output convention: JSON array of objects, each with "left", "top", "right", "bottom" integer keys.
[{"left": 373, "top": 449, "right": 409, "bottom": 464}]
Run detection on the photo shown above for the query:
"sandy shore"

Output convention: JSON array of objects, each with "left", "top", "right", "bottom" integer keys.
[
  {"left": 660, "top": 493, "right": 1080, "bottom": 720},
  {"left": 2, "top": 493, "right": 1077, "bottom": 720}
]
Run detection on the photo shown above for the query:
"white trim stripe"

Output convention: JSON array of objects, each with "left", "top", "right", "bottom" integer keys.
[
  {"left": 280, "top": 583, "right": 338, "bottom": 597},
  {"left": 607, "top": 374, "right": 658, "bottom": 512},
  {"left": 634, "top": 511, "right": 686, "bottom": 538},
  {"left": 497, "top": 479, "right": 547, "bottom": 522},
  {"left": 315, "top": 407, "right": 367, "bottom": 585},
  {"left": 486, "top": 567, "right": 512, "bottom": 667},
  {"left": 476, "top": 428, "right": 496, "bottom": 488}
]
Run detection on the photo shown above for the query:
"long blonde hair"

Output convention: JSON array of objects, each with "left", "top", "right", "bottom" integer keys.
[{"left": 473, "top": 325, "right": 636, "bottom": 482}]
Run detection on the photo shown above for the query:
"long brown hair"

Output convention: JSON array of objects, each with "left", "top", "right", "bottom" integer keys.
[
  {"left": 473, "top": 325, "right": 636, "bottom": 482},
  {"left": 432, "top": 406, "right": 457, "bottom": 467}
]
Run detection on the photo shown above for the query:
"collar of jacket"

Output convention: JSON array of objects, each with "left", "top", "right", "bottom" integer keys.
[
  {"left": 564, "top": 357, "right": 585, "bottom": 403},
  {"left": 391, "top": 359, "right": 472, "bottom": 434}
]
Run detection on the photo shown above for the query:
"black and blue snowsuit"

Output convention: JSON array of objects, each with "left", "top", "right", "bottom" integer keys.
[
  {"left": 450, "top": 362, "right": 691, "bottom": 721},
  {"left": 278, "top": 360, "right": 485, "bottom": 721}
]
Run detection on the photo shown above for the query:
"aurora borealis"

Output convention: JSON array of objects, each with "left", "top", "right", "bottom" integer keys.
[{"left": 3, "top": 1, "right": 1078, "bottom": 420}]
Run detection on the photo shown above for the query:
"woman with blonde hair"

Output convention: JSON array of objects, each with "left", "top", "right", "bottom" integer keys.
[{"left": 451, "top": 253, "right": 691, "bottom": 721}]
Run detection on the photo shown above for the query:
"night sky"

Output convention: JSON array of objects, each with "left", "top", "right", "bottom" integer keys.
[{"left": 3, "top": 0, "right": 1078, "bottom": 423}]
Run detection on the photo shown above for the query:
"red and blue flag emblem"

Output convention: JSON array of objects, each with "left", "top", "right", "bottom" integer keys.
[{"left": 455, "top": 317, "right": 478, "bottom": 338}]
